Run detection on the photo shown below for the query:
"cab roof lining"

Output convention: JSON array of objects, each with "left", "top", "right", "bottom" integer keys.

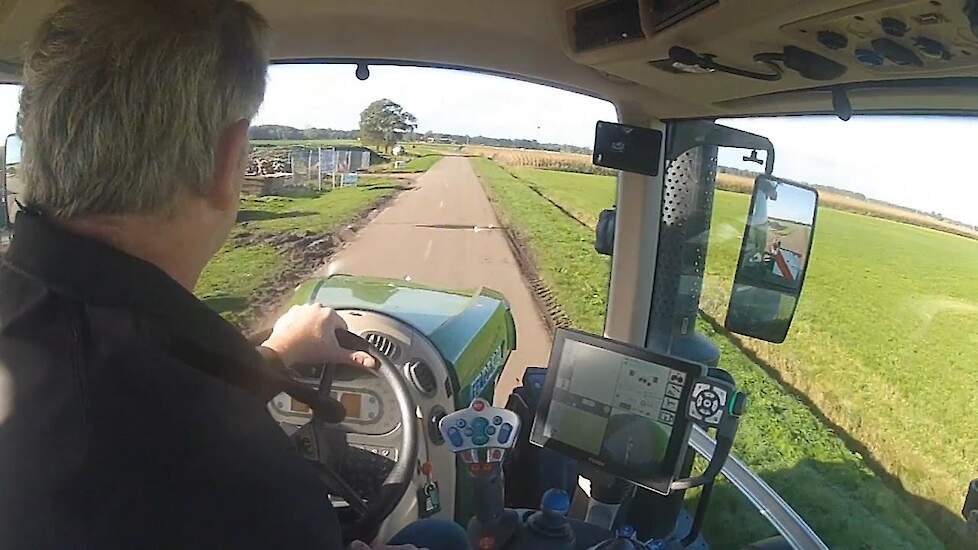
[{"left": 0, "top": 0, "right": 976, "bottom": 118}]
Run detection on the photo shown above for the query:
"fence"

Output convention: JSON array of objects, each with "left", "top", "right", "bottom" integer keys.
[{"left": 289, "top": 147, "right": 371, "bottom": 189}]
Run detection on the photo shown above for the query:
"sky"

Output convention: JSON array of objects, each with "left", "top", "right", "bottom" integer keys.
[
  {"left": 764, "top": 181, "right": 817, "bottom": 225},
  {"left": 1, "top": 64, "right": 976, "bottom": 225}
]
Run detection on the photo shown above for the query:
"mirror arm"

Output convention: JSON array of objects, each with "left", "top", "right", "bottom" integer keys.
[{"left": 667, "top": 121, "right": 775, "bottom": 175}]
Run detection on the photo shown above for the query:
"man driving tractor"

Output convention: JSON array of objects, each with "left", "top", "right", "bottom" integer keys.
[{"left": 0, "top": 1, "right": 467, "bottom": 548}]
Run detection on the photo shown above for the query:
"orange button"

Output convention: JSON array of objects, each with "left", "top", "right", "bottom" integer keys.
[
  {"left": 421, "top": 462, "right": 433, "bottom": 476},
  {"left": 473, "top": 400, "right": 485, "bottom": 412}
]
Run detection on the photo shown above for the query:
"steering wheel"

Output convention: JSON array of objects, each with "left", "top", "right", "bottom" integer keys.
[{"left": 289, "top": 329, "right": 419, "bottom": 545}]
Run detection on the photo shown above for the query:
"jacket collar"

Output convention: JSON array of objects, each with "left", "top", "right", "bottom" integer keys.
[{"left": 4, "top": 210, "right": 280, "bottom": 398}]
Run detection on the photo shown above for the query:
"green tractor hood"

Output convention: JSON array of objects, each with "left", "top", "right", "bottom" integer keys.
[{"left": 293, "top": 274, "right": 517, "bottom": 406}]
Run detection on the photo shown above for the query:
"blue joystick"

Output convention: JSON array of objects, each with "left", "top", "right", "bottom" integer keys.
[
  {"left": 526, "top": 488, "right": 574, "bottom": 543},
  {"left": 541, "top": 488, "right": 571, "bottom": 516}
]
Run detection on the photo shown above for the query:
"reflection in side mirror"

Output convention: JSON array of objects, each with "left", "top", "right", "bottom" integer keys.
[
  {"left": 592, "top": 121, "right": 663, "bottom": 177},
  {"left": 725, "top": 175, "right": 818, "bottom": 343},
  {"left": 2, "top": 134, "right": 23, "bottom": 231}
]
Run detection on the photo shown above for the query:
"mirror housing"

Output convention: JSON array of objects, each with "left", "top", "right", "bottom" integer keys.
[
  {"left": 594, "top": 208, "right": 615, "bottom": 256},
  {"left": 592, "top": 121, "right": 663, "bottom": 177},
  {"left": 2, "top": 134, "right": 21, "bottom": 231},
  {"left": 725, "top": 175, "right": 818, "bottom": 343}
]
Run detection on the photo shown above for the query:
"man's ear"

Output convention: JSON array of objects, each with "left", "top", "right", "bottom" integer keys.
[{"left": 209, "top": 119, "right": 251, "bottom": 211}]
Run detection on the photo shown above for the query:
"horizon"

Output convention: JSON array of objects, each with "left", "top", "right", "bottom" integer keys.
[{"left": 3, "top": 63, "right": 978, "bottom": 225}]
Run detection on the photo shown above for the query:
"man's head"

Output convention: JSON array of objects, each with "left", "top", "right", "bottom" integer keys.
[{"left": 18, "top": 0, "right": 269, "bottom": 281}]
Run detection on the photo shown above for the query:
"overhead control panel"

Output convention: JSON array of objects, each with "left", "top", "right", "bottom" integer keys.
[
  {"left": 782, "top": 0, "right": 978, "bottom": 74},
  {"left": 644, "top": 0, "right": 719, "bottom": 34},
  {"left": 571, "top": 0, "right": 645, "bottom": 52}
]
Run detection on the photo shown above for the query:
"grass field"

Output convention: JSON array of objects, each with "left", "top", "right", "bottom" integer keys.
[
  {"left": 717, "top": 172, "right": 978, "bottom": 240},
  {"left": 472, "top": 158, "right": 955, "bottom": 548},
  {"left": 466, "top": 145, "right": 614, "bottom": 175},
  {"left": 195, "top": 178, "right": 401, "bottom": 326},
  {"left": 387, "top": 154, "right": 442, "bottom": 173}
]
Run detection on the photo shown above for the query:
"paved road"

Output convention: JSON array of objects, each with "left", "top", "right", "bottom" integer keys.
[{"left": 322, "top": 157, "right": 552, "bottom": 403}]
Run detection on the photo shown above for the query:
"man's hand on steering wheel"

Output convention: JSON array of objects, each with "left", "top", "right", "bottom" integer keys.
[{"left": 261, "top": 304, "right": 377, "bottom": 369}]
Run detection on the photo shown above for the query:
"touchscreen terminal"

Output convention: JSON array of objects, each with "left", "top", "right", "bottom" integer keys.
[{"left": 530, "top": 329, "right": 704, "bottom": 493}]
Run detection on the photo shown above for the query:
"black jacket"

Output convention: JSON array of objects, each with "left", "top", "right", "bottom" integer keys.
[{"left": 0, "top": 211, "right": 343, "bottom": 549}]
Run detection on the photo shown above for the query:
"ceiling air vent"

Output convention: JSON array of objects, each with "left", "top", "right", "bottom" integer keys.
[
  {"left": 363, "top": 332, "right": 400, "bottom": 361},
  {"left": 573, "top": 0, "right": 644, "bottom": 52},
  {"left": 646, "top": 0, "right": 718, "bottom": 34}
]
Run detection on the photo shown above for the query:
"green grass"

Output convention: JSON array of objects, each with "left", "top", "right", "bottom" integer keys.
[
  {"left": 471, "top": 159, "right": 610, "bottom": 331},
  {"left": 195, "top": 243, "right": 282, "bottom": 325},
  {"left": 390, "top": 155, "right": 441, "bottom": 173},
  {"left": 511, "top": 167, "right": 614, "bottom": 227},
  {"left": 403, "top": 142, "right": 466, "bottom": 156},
  {"left": 194, "top": 180, "right": 398, "bottom": 325},
  {"left": 472, "top": 160, "right": 948, "bottom": 549},
  {"left": 233, "top": 177, "right": 397, "bottom": 237},
  {"left": 515, "top": 166, "right": 977, "bottom": 542}
]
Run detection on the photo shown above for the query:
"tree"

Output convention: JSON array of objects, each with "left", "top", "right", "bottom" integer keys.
[{"left": 359, "top": 99, "right": 417, "bottom": 153}]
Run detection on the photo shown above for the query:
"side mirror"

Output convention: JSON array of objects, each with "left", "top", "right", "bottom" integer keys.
[
  {"left": 725, "top": 175, "right": 818, "bottom": 343},
  {"left": 592, "top": 121, "right": 663, "bottom": 177},
  {"left": 2, "top": 134, "right": 22, "bottom": 230},
  {"left": 594, "top": 208, "right": 615, "bottom": 256}
]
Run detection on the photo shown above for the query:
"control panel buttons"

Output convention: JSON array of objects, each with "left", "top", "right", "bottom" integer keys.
[
  {"left": 447, "top": 427, "right": 464, "bottom": 447},
  {"left": 688, "top": 380, "right": 730, "bottom": 426},
  {"left": 497, "top": 422, "right": 514, "bottom": 445},
  {"left": 438, "top": 398, "right": 521, "bottom": 453}
]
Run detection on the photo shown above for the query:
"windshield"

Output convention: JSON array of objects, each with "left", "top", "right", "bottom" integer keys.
[
  {"left": 658, "top": 114, "right": 976, "bottom": 549},
  {"left": 1, "top": 66, "right": 971, "bottom": 549}
]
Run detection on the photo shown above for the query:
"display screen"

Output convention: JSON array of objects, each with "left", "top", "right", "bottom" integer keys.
[
  {"left": 339, "top": 392, "right": 363, "bottom": 419},
  {"left": 531, "top": 330, "right": 701, "bottom": 490}
]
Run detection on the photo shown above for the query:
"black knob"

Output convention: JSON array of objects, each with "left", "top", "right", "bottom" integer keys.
[
  {"left": 855, "top": 49, "right": 884, "bottom": 66},
  {"left": 881, "top": 17, "right": 909, "bottom": 37},
  {"left": 872, "top": 38, "right": 923, "bottom": 67},
  {"left": 914, "top": 36, "right": 951, "bottom": 60},
  {"left": 817, "top": 30, "right": 848, "bottom": 50}
]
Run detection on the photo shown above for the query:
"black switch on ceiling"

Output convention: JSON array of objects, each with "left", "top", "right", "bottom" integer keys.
[
  {"left": 872, "top": 38, "right": 923, "bottom": 66},
  {"left": 881, "top": 17, "right": 909, "bottom": 37},
  {"left": 914, "top": 36, "right": 951, "bottom": 60},
  {"left": 817, "top": 30, "right": 848, "bottom": 50}
]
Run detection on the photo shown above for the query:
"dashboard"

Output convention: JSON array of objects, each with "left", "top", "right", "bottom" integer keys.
[{"left": 266, "top": 309, "right": 460, "bottom": 524}]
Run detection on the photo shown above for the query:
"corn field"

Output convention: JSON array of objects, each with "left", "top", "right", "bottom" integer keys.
[{"left": 463, "top": 145, "right": 615, "bottom": 176}]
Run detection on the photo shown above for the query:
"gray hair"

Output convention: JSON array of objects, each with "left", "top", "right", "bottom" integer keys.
[{"left": 18, "top": 0, "right": 269, "bottom": 218}]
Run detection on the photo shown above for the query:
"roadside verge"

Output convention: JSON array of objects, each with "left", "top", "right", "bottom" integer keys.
[{"left": 195, "top": 176, "right": 412, "bottom": 329}]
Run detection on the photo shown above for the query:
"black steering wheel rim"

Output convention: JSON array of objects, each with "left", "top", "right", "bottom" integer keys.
[{"left": 319, "top": 329, "right": 419, "bottom": 545}]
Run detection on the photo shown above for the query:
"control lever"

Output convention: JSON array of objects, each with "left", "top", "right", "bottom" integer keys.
[
  {"left": 671, "top": 376, "right": 747, "bottom": 491},
  {"left": 439, "top": 398, "right": 521, "bottom": 550}
]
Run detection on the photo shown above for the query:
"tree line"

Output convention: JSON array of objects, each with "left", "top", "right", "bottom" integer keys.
[{"left": 249, "top": 98, "right": 592, "bottom": 154}]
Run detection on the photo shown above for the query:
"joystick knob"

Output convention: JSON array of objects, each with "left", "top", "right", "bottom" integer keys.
[
  {"left": 541, "top": 488, "right": 570, "bottom": 516},
  {"left": 526, "top": 489, "right": 575, "bottom": 542}
]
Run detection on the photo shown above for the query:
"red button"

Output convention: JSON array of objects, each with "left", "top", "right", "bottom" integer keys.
[{"left": 473, "top": 400, "right": 485, "bottom": 412}]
